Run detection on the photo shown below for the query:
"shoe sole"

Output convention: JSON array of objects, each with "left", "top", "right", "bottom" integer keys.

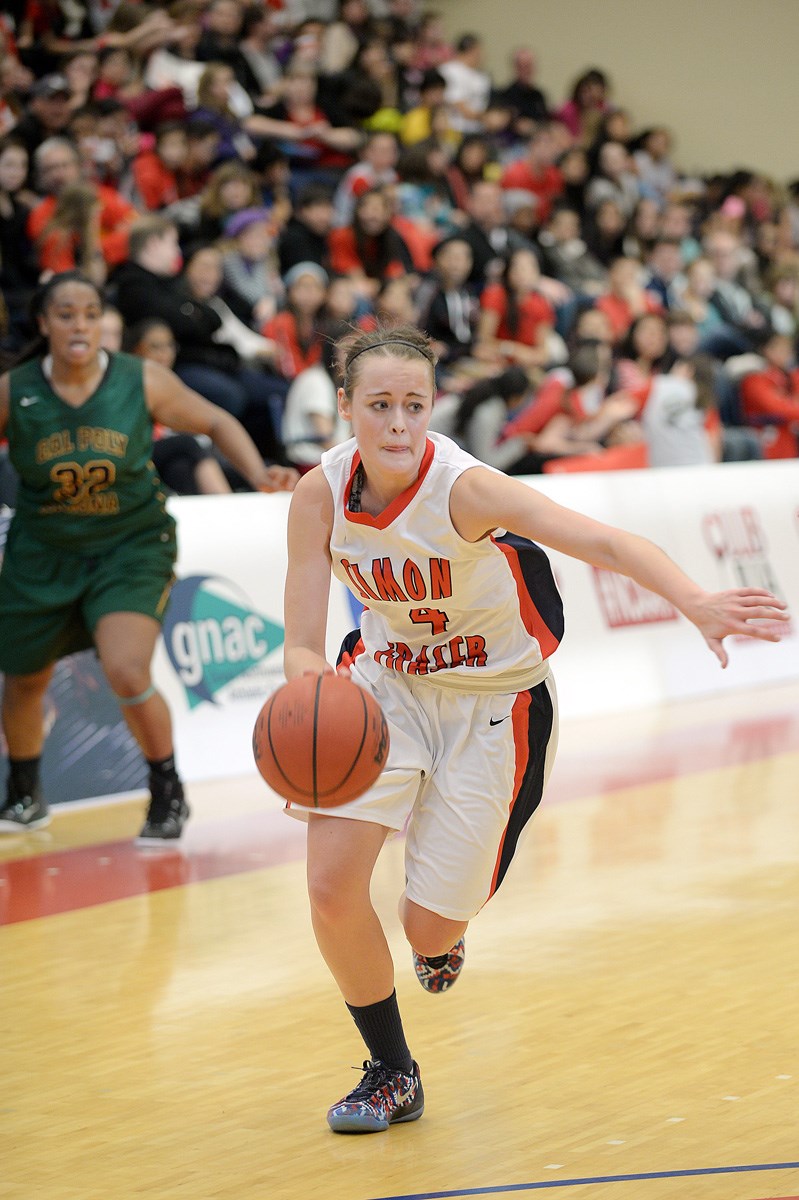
[
  {"left": 328, "top": 1103, "right": 424, "bottom": 1134},
  {"left": 135, "top": 804, "right": 190, "bottom": 846},
  {"left": 0, "top": 815, "right": 52, "bottom": 833},
  {"left": 134, "top": 834, "right": 185, "bottom": 847}
]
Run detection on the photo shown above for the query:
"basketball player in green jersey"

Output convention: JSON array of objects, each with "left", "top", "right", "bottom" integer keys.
[{"left": 0, "top": 271, "right": 297, "bottom": 840}]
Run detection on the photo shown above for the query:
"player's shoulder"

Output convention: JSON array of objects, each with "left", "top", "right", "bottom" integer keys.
[
  {"left": 291, "top": 464, "right": 335, "bottom": 511},
  {"left": 288, "top": 466, "right": 335, "bottom": 550},
  {"left": 427, "top": 430, "right": 487, "bottom": 474}
]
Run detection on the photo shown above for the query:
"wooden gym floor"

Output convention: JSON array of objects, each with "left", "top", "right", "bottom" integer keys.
[{"left": 1, "top": 680, "right": 798, "bottom": 1200}]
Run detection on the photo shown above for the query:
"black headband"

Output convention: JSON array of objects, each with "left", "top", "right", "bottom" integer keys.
[{"left": 346, "top": 339, "right": 430, "bottom": 367}]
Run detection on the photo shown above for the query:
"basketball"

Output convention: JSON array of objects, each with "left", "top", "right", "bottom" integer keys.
[{"left": 252, "top": 673, "right": 390, "bottom": 807}]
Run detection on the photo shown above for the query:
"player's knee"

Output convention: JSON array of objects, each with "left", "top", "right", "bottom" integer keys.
[
  {"left": 104, "top": 659, "right": 151, "bottom": 701},
  {"left": 403, "top": 904, "right": 466, "bottom": 958},
  {"left": 3, "top": 668, "right": 52, "bottom": 703},
  {"left": 307, "top": 864, "right": 366, "bottom": 926}
]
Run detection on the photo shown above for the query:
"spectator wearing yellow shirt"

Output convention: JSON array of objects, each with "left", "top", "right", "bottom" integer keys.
[{"left": 400, "top": 69, "right": 456, "bottom": 147}]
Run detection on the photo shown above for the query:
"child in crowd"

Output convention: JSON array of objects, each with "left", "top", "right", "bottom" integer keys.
[
  {"left": 415, "top": 234, "right": 478, "bottom": 371},
  {"left": 221, "top": 206, "right": 283, "bottom": 328}
]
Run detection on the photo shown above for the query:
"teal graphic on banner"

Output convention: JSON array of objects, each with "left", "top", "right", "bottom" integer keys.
[{"left": 163, "top": 575, "right": 284, "bottom": 708}]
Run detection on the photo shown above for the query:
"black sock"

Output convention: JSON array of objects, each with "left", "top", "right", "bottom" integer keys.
[
  {"left": 147, "top": 755, "right": 179, "bottom": 783},
  {"left": 9, "top": 756, "right": 41, "bottom": 799},
  {"left": 346, "top": 990, "right": 413, "bottom": 1074}
]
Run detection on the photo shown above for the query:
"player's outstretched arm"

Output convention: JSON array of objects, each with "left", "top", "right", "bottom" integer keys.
[
  {"left": 284, "top": 467, "right": 336, "bottom": 680},
  {"left": 143, "top": 360, "right": 298, "bottom": 493},
  {"left": 450, "top": 466, "right": 790, "bottom": 668}
]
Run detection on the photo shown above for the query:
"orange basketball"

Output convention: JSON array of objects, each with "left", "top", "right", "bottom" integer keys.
[{"left": 252, "top": 673, "right": 390, "bottom": 807}]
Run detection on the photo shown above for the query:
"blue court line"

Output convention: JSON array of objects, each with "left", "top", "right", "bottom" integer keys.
[{"left": 368, "top": 1161, "right": 799, "bottom": 1200}]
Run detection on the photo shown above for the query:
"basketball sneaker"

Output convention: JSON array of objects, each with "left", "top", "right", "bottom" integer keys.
[
  {"left": 327, "top": 1059, "right": 424, "bottom": 1134},
  {"left": 136, "top": 775, "right": 189, "bottom": 844},
  {"left": 412, "top": 937, "right": 466, "bottom": 993},
  {"left": 0, "top": 781, "right": 50, "bottom": 833}
]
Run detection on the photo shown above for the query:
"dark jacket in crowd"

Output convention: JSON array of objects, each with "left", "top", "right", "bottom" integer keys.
[
  {"left": 277, "top": 217, "right": 331, "bottom": 275},
  {"left": 110, "top": 260, "right": 239, "bottom": 373}
]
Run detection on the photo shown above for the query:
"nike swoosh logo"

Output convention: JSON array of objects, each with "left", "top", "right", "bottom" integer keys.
[
  {"left": 489, "top": 716, "right": 510, "bottom": 726},
  {"left": 20, "top": 396, "right": 39, "bottom": 406}
]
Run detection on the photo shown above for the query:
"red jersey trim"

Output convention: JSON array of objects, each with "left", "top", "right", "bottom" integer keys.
[{"left": 343, "top": 439, "right": 436, "bottom": 530}]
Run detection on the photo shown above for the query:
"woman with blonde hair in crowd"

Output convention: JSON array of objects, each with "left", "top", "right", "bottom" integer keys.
[
  {"left": 35, "top": 181, "right": 107, "bottom": 285},
  {"left": 195, "top": 159, "right": 263, "bottom": 243}
]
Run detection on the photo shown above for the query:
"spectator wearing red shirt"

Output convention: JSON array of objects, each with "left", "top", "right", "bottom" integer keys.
[
  {"left": 477, "top": 247, "right": 556, "bottom": 370},
  {"left": 502, "top": 371, "right": 572, "bottom": 442},
  {"left": 328, "top": 187, "right": 414, "bottom": 301},
  {"left": 131, "top": 123, "right": 187, "bottom": 211},
  {"left": 28, "top": 136, "right": 137, "bottom": 268},
  {"left": 500, "top": 122, "right": 564, "bottom": 228},
  {"left": 740, "top": 331, "right": 799, "bottom": 458},
  {"left": 595, "top": 256, "right": 664, "bottom": 344},
  {"left": 614, "top": 312, "right": 671, "bottom": 414},
  {"left": 505, "top": 342, "right": 642, "bottom": 464},
  {"left": 262, "top": 261, "right": 329, "bottom": 379}
]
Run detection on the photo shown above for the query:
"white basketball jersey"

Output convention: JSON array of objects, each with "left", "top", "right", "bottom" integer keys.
[{"left": 321, "top": 432, "right": 563, "bottom": 693}]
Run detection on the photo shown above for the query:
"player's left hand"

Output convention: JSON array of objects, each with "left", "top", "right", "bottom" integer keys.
[{"left": 688, "top": 588, "right": 790, "bottom": 668}]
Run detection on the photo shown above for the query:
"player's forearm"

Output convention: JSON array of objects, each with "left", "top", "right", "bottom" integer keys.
[
  {"left": 207, "top": 411, "right": 272, "bottom": 490},
  {"left": 603, "top": 530, "right": 707, "bottom": 617},
  {"left": 284, "top": 644, "right": 332, "bottom": 680}
]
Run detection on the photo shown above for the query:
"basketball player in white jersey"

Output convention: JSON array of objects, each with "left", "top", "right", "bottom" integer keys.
[{"left": 282, "top": 324, "right": 788, "bottom": 1135}]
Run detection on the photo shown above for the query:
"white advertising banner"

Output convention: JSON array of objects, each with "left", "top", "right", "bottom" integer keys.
[{"left": 157, "top": 459, "right": 799, "bottom": 782}]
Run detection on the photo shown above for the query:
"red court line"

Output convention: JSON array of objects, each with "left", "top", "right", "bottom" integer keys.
[
  {"left": 1, "top": 706, "right": 798, "bottom": 926},
  {"left": 0, "top": 809, "right": 302, "bottom": 925}
]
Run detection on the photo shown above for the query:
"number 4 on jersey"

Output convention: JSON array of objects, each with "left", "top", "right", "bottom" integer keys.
[{"left": 409, "top": 607, "right": 449, "bottom": 635}]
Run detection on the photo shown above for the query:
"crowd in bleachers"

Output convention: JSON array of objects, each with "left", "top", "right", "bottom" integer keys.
[{"left": 2, "top": 0, "right": 799, "bottom": 497}]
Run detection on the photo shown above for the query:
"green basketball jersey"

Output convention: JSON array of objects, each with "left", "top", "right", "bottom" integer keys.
[{"left": 7, "top": 352, "right": 173, "bottom": 553}]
